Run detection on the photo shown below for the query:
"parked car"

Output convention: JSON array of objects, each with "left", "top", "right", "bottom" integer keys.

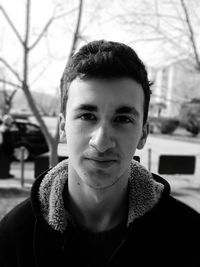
[{"left": 7, "top": 119, "right": 49, "bottom": 161}]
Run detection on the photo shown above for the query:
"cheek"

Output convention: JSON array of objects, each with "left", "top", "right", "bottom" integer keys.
[
  {"left": 123, "top": 139, "right": 137, "bottom": 155},
  {"left": 66, "top": 123, "right": 89, "bottom": 150},
  {"left": 66, "top": 119, "right": 87, "bottom": 134},
  {"left": 120, "top": 130, "right": 141, "bottom": 154}
]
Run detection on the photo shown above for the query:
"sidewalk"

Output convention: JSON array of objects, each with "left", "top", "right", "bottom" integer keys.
[
  {"left": 0, "top": 176, "right": 32, "bottom": 189},
  {"left": 0, "top": 161, "right": 34, "bottom": 190}
]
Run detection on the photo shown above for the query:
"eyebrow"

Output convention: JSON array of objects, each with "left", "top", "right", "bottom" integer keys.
[
  {"left": 75, "top": 104, "right": 97, "bottom": 112},
  {"left": 116, "top": 106, "right": 140, "bottom": 117},
  {"left": 74, "top": 104, "right": 139, "bottom": 116}
]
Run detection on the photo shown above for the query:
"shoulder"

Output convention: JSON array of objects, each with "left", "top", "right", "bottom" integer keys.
[
  {"left": 166, "top": 194, "right": 200, "bottom": 216},
  {"left": 152, "top": 193, "right": 200, "bottom": 238},
  {"left": 150, "top": 172, "right": 200, "bottom": 227},
  {"left": 152, "top": 172, "right": 200, "bottom": 216},
  {"left": 169, "top": 195, "right": 200, "bottom": 225}
]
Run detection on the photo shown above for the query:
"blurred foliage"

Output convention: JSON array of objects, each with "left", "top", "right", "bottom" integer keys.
[
  {"left": 160, "top": 118, "right": 179, "bottom": 134},
  {"left": 149, "top": 116, "right": 179, "bottom": 134},
  {"left": 149, "top": 98, "right": 200, "bottom": 136},
  {"left": 179, "top": 98, "right": 200, "bottom": 136}
]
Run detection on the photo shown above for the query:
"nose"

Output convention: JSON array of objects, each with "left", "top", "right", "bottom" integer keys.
[{"left": 89, "top": 124, "right": 116, "bottom": 153}]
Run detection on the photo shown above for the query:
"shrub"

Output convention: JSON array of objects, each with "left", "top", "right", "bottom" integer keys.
[
  {"left": 179, "top": 99, "right": 200, "bottom": 136},
  {"left": 160, "top": 118, "right": 179, "bottom": 134},
  {"left": 184, "top": 118, "right": 200, "bottom": 136}
]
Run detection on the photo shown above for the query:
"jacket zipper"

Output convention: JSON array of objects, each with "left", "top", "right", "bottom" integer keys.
[{"left": 105, "top": 238, "right": 126, "bottom": 266}]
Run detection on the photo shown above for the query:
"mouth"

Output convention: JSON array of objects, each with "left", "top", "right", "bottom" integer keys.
[{"left": 85, "top": 157, "right": 117, "bottom": 168}]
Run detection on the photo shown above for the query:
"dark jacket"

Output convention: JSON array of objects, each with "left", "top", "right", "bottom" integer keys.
[{"left": 0, "top": 160, "right": 200, "bottom": 267}]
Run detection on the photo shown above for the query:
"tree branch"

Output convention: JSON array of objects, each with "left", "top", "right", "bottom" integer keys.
[
  {"left": 180, "top": 0, "right": 200, "bottom": 70},
  {"left": 29, "top": 17, "right": 54, "bottom": 50},
  {"left": 29, "top": 7, "right": 78, "bottom": 50},
  {"left": 0, "top": 78, "right": 22, "bottom": 89},
  {"left": 68, "top": 0, "right": 83, "bottom": 58},
  {"left": 0, "top": 5, "right": 23, "bottom": 45},
  {"left": 0, "top": 57, "right": 22, "bottom": 82},
  {"left": 54, "top": 7, "right": 78, "bottom": 19},
  {"left": 24, "top": 0, "right": 31, "bottom": 48},
  {"left": 9, "top": 88, "right": 18, "bottom": 99},
  {"left": 129, "top": 19, "right": 188, "bottom": 53}
]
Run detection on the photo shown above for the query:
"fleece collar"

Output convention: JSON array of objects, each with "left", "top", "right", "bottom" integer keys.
[{"left": 38, "top": 159, "right": 164, "bottom": 233}]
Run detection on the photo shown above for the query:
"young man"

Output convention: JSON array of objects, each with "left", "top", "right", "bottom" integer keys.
[{"left": 0, "top": 40, "right": 200, "bottom": 267}]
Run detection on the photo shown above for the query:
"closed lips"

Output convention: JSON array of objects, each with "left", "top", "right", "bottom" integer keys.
[{"left": 87, "top": 158, "right": 117, "bottom": 162}]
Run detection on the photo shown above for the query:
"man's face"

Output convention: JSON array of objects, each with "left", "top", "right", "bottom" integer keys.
[{"left": 60, "top": 78, "right": 148, "bottom": 190}]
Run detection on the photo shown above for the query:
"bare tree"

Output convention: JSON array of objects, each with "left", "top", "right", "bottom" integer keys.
[
  {"left": 179, "top": 0, "right": 200, "bottom": 70},
  {"left": 0, "top": 69, "right": 18, "bottom": 114},
  {"left": 119, "top": 0, "right": 200, "bottom": 70},
  {"left": 0, "top": 0, "right": 84, "bottom": 167}
]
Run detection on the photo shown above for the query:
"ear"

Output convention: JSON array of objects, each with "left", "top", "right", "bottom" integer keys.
[
  {"left": 137, "top": 122, "right": 149, "bottom": 150},
  {"left": 59, "top": 113, "right": 67, "bottom": 142}
]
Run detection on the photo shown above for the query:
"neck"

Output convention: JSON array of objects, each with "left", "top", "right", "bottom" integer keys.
[{"left": 67, "top": 168, "right": 129, "bottom": 232}]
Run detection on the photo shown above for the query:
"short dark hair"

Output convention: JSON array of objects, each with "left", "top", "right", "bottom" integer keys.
[{"left": 60, "top": 40, "right": 151, "bottom": 123}]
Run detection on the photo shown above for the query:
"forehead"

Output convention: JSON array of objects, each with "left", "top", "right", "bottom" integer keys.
[{"left": 66, "top": 78, "right": 144, "bottom": 113}]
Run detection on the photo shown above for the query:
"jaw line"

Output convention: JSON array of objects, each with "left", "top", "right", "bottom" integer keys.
[{"left": 84, "top": 175, "right": 123, "bottom": 191}]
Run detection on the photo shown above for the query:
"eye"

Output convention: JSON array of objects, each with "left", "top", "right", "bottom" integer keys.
[
  {"left": 80, "top": 113, "right": 96, "bottom": 121},
  {"left": 114, "top": 115, "right": 133, "bottom": 124}
]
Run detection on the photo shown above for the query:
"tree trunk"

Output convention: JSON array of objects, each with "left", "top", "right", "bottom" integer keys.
[{"left": 22, "top": 0, "right": 59, "bottom": 168}]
